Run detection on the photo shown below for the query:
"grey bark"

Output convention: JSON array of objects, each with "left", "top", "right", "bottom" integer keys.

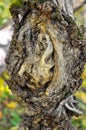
[{"left": 6, "top": 0, "right": 86, "bottom": 130}]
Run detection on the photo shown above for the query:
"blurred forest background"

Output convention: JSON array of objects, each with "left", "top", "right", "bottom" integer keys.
[{"left": 0, "top": 0, "right": 86, "bottom": 130}]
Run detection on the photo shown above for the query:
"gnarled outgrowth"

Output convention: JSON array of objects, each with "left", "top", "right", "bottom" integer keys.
[{"left": 6, "top": 0, "right": 86, "bottom": 130}]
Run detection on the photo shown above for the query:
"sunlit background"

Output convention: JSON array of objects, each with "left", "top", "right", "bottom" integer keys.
[{"left": 0, "top": 0, "right": 86, "bottom": 130}]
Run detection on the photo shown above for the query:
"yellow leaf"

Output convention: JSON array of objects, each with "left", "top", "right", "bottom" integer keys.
[
  {"left": 6, "top": 101, "right": 18, "bottom": 109},
  {"left": 82, "top": 80, "right": 86, "bottom": 87},
  {"left": 10, "top": 126, "right": 19, "bottom": 130},
  {"left": 82, "top": 71, "right": 86, "bottom": 79},
  {"left": 0, "top": 77, "right": 4, "bottom": 86},
  {"left": 73, "top": 115, "right": 86, "bottom": 121},
  {"left": 82, "top": 65, "right": 86, "bottom": 79},
  {"left": 0, "top": 111, "right": 3, "bottom": 119},
  {"left": 4, "top": 85, "right": 12, "bottom": 94},
  {"left": 0, "top": 91, "right": 3, "bottom": 97},
  {"left": 0, "top": 85, "right": 5, "bottom": 92},
  {"left": 75, "top": 91, "right": 86, "bottom": 103},
  {"left": 82, "top": 119, "right": 86, "bottom": 127},
  {"left": 0, "top": 84, "right": 11, "bottom": 94}
]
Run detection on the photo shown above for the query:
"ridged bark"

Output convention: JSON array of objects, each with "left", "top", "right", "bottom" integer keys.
[{"left": 6, "top": 0, "right": 86, "bottom": 130}]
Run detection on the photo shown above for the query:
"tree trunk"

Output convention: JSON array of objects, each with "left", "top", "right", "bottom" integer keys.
[{"left": 6, "top": 0, "right": 86, "bottom": 130}]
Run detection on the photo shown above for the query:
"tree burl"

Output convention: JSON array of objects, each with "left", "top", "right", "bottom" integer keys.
[{"left": 6, "top": 0, "right": 86, "bottom": 129}]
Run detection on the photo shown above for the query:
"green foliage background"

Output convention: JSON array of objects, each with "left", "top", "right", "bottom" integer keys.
[
  {"left": 0, "top": 0, "right": 14, "bottom": 26},
  {"left": 0, "top": 72, "right": 22, "bottom": 130},
  {"left": 0, "top": 1, "right": 22, "bottom": 129}
]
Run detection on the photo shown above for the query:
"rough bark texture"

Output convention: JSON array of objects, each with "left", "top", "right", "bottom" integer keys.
[{"left": 6, "top": 0, "right": 86, "bottom": 130}]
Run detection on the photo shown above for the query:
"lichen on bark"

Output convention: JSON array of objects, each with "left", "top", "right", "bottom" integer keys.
[{"left": 6, "top": 0, "right": 86, "bottom": 129}]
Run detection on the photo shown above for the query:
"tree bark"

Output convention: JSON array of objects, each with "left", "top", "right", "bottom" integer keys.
[{"left": 6, "top": 0, "right": 86, "bottom": 130}]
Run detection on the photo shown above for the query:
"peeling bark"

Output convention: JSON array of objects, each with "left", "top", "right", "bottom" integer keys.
[{"left": 6, "top": 0, "right": 86, "bottom": 130}]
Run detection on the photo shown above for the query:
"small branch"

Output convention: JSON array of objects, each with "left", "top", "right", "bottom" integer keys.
[{"left": 74, "top": 0, "right": 86, "bottom": 12}]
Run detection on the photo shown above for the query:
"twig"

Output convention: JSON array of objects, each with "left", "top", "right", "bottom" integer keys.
[{"left": 74, "top": 0, "right": 86, "bottom": 12}]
